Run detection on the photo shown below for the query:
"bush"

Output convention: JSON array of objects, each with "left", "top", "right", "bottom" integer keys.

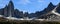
[
  {"left": 0, "top": 21, "right": 60, "bottom": 24},
  {"left": 42, "top": 21, "right": 60, "bottom": 24}
]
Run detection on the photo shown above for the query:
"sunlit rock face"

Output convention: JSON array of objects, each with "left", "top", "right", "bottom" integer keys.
[
  {"left": 47, "top": 15, "right": 60, "bottom": 21},
  {"left": 46, "top": 3, "right": 60, "bottom": 21}
]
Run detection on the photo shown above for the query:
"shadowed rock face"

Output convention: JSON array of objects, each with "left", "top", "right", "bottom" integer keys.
[
  {"left": 14, "top": 9, "right": 23, "bottom": 18},
  {"left": 56, "top": 3, "right": 60, "bottom": 14},
  {"left": 0, "top": 8, "right": 4, "bottom": 15}
]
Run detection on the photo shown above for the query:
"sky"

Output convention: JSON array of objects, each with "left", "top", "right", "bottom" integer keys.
[{"left": 0, "top": 0, "right": 60, "bottom": 13}]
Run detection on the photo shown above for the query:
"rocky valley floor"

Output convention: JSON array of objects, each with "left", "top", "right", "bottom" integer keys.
[
  {"left": 0, "top": 17, "right": 60, "bottom": 24},
  {"left": 0, "top": 20, "right": 60, "bottom": 24}
]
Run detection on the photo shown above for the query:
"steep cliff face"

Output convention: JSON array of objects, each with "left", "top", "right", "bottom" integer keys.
[
  {"left": 0, "top": 8, "right": 4, "bottom": 15},
  {"left": 0, "top": 0, "right": 15, "bottom": 17},
  {"left": 7, "top": 0, "right": 14, "bottom": 17}
]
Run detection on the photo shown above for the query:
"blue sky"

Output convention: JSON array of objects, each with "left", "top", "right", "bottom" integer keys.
[{"left": 0, "top": 0, "right": 60, "bottom": 13}]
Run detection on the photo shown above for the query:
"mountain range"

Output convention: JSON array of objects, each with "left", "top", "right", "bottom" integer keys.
[{"left": 0, "top": 0, "right": 60, "bottom": 20}]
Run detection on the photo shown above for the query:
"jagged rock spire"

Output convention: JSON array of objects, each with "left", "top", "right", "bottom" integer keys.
[
  {"left": 8, "top": 0, "right": 14, "bottom": 8},
  {"left": 43, "top": 2, "right": 55, "bottom": 12},
  {"left": 36, "top": 2, "right": 56, "bottom": 18},
  {"left": 7, "top": 0, "right": 14, "bottom": 17},
  {"left": 47, "top": 2, "right": 54, "bottom": 8}
]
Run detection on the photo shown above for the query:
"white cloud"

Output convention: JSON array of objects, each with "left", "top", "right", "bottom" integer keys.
[
  {"left": 0, "top": 0, "right": 9, "bottom": 8},
  {"left": 38, "top": 0, "right": 44, "bottom": 2},
  {"left": 17, "top": 0, "right": 31, "bottom": 5},
  {"left": 0, "top": 4, "right": 5, "bottom": 8},
  {"left": 22, "top": 10, "right": 28, "bottom": 13}
]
